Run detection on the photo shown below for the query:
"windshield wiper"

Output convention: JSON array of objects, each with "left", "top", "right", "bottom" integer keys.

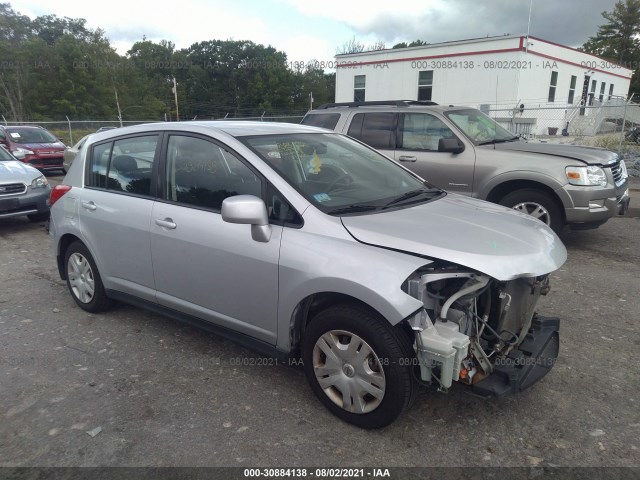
[
  {"left": 383, "top": 188, "right": 441, "bottom": 207},
  {"left": 326, "top": 204, "right": 380, "bottom": 215},
  {"left": 478, "top": 136, "right": 520, "bottom": 146}
]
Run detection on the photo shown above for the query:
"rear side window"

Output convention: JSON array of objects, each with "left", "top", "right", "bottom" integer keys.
[
  {"left": 301, "top": 113, "right": 340, "bottom": 130},
  {"left": 347, "top": 113, "right": 396, "bottom": 150},
  {"left": 88, "top": 135, "right": 159, "bottom": 196}
]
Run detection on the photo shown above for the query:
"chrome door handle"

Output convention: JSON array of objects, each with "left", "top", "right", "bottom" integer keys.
[
  {"left": 398, "top": 156, "right": 417, "bottom": 162},
  {"left": 155, "top": 218, "right": 177, "bottom": 229},
  {"left": 81, "top": 201, "right": 97, "bottom": 211}
]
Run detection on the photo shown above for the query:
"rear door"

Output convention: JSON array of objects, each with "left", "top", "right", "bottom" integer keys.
[
  {"left": 150, "top": 133, "right": 282, "bottom": 344},
  {"left": 394, "top": 112, "right": 476, "bottom": 195},
  {"left": 79, "top": 134, "right": 160, "bottom": 301}
]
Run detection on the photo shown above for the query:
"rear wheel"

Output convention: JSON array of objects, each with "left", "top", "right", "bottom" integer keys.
[
  {"left": 301, "top": 304, "right": 417, "bottom": 429},
  {"left": 64, "top": 241, "right": 112, "bottom": 312},
  {"left": 499, "top": 189, "right": 563, "bottom": 234}
]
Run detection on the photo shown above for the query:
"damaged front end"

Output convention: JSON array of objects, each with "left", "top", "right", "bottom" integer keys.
[{"left": 405, "top": 265, "right": 559, "bottom": 396}]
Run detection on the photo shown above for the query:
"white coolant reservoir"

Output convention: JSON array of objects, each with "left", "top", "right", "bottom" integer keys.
[{"left": 417, "top": 320, "right": 470, "bottom": 388}]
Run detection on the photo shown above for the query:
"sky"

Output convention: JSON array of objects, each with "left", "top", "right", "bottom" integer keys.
[{"left": 9, "top": 0, "right": 621, "bottom": 64}]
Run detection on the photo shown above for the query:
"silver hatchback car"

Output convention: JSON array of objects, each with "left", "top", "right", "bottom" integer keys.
[{"left": 49, "top": 122, "right": 566, "bottom": 428}]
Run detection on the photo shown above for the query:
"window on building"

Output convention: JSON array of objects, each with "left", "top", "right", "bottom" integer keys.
[
  {"left": 608, "top": 84, "right": 614, "bottom": 100},
  {"left": 417, "top": 70, "right": 434, "bottom": 101},
  {"left": 354, "top": 75, "right": 366, "bottom": 102},
  {"left": 599, "top": 82, "right": 606, "bottom": 102},
  {"left": 548, "top": 71, "right": 558, "bottom": 102},
  {"left": 568, "top": 75, "right": 577, "bottom": 104},
  {"left": 589, "top": 79, "right": 597, "bottom": 105}
]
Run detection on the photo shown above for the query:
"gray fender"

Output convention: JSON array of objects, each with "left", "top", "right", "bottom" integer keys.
[
  {"left": 276, "top": 229, "right": 428, "bottom": 351},
  {"left": 478, "top": 171, "right": 572, "bottom": 209}
]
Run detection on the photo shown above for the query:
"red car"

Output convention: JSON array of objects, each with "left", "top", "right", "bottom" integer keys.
[{"left": 0, "top": 125, "right": 66, "bottom": 173}]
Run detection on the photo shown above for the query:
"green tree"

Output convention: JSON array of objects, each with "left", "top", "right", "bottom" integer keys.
[
  {"left": 582, "top": 0, "right": 640, "bottom": 96},
  {"left": 392, "top": 39, "right": 428, "bottom": 49},
  {"left": 0, "top": 3, "right": 32, "bottom": 120}
]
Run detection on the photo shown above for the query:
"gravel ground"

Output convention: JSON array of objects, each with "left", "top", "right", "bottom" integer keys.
[{"left": 0, "top": 174, "right": 638, "bottom": 470}]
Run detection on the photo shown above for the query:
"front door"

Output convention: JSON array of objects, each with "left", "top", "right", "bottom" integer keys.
[
  {"left": 150, "top": 134, "right": 281, "bottom": 344},
  {"left": 394, "top": 112, "right": 476, "bottom": 195}
]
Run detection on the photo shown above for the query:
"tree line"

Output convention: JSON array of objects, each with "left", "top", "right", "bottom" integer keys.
[{"left": 0, "top": 3, "right": 335, "bottom": 122}]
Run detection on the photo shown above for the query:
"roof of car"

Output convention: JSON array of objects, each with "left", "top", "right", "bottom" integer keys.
[
  {"left": 88, "top": 121, "right": 326, "bottom": 140},
  {"left": 307, "top": 101, "right": 471, "bottom": 114}
]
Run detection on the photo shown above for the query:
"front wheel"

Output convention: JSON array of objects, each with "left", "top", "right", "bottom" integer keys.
[
  {"left": 301, "top": 304, "right": 417, "bottom": 429},
  {"left": 499, "top": 189, "right": 563, "bottom": 234},
  {"left": 64, "top": 241, "right": 112, "bottom": 312}
]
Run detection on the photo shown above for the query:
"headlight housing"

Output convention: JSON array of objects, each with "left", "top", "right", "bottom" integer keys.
[
  {"left": 31, "top": 175, "right": 48, "bottom": 189},
  {"left": 565, "top": 166, "right": 607, "bottom": 187},
  {"left": 11, "top": 147, "right": 34, "bottom": 160},
  {"left": 620, "top": 160, "right": 628, "bottom": 181}
]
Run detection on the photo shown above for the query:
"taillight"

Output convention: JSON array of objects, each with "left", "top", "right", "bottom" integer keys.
[{"left": 50, "top": 185, "right": 72, "bottom": 206}]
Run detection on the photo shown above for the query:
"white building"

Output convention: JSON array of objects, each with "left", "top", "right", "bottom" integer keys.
[{"left": 334, "top": 35, "right": 634, "bottom": 136}]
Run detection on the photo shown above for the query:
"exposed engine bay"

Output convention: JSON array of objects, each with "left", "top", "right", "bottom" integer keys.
[{"left": 405, "top": 266, "right": 560, "bottom": 396}]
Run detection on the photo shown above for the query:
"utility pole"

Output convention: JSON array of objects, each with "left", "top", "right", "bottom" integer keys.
[
  {"left": 525, "top": 0, "right": 533, "bottom": 54},
  {"left": 114, "top": 88, "right": 123, "bottom": 127},
  {"left": 309, "top": 92, "right": 314, "bottom": 111},
  {"left": 172, "top": 77, "right": 179, "bottom": 121}
]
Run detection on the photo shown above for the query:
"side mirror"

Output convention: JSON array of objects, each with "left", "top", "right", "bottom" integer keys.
[
  {"left": 438, "top": 138, "right": 465, "bottom": 154},
  {"left": 221, "top": 195, "right": 272, "bottom": 243}
]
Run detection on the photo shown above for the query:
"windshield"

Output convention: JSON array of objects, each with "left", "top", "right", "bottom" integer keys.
[
  {"left": 241, "top": 133, "right": 442, "bottom": 214},
  {"left": 445, "top": 109, "right": 518, "bottom": 145},
  {"left": 6, "top": 127, "right": 58, "bottom": 144}
]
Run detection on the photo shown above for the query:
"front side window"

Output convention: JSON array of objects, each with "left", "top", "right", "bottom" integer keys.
[
  {"left": 446, "top": 109, "right": 517, "bottom": 145},
  {"left": 400, "top": 113, "right": 456, "bottom": 151},
  {"left": 417, "top": 70, "right": 433, "bottom": 101},
  {"left": 548, "top": 71, "right": 558, "bottom": 103},
  {"left": 354, "top": 75, "right": 366, "bottom": 102},
  {"left": 347, "top": 112, "right": 396, "bottom": 150},
  {"left": 241, "top": 133, "right": 440, "bottom": 214},
  {"left": 164, "top": 135, "right": 261, "bottom": 211}
]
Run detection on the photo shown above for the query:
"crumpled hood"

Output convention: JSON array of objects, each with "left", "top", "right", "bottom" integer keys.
[
  {"left": 0, "top": 160, "right": 41, "bottom": 183},
  {"left": 341, "top": 194, "right": 567, "bottom": 281},
  {"left": 491, "top": 141, "right": 618, "bottom": 165}
]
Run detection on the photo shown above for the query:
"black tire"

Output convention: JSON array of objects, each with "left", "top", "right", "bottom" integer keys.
[
  {"left": 64, "top": 241, "right": 112, "bottom": 312},
  {"left": 499, "top": 188, "right": 563, "bottom": 234},
  {"left": 27, "top": 211, "right": 50, "bottom": 222},
  {"left": 301, "top": 303, "right": 417, "bottom": 429}
]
